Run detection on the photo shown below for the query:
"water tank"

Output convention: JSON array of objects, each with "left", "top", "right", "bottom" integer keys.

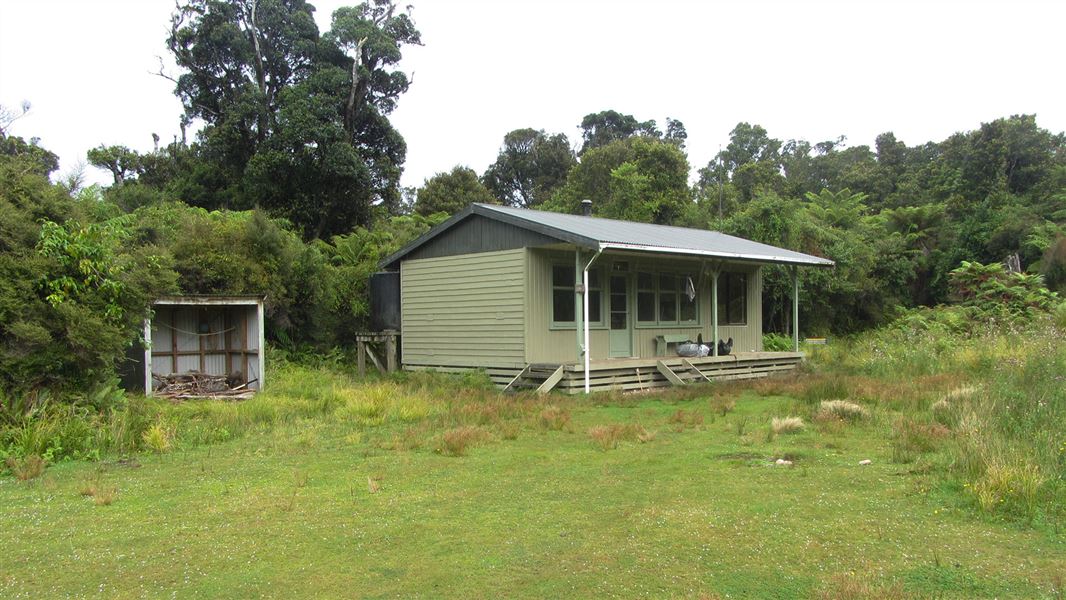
[{"left": 369, "top": 271, "right": 401, "bottom": 331}]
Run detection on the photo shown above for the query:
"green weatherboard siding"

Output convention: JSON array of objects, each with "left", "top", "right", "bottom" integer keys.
[
  {"left": 401, "top": 247, "right": 767, "bottom": 369},
  {"left": 524, "top": 249, "right": 763, "bottom": 364},
  {"left": 401, "top": 249, "right": 527, "bottom": 368}
]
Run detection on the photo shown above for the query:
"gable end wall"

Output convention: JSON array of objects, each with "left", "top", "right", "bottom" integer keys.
[
  {"left": 404, "top": 214, "right": 560, "bottom": 262},
  {"left": 400, "top": 248, "right": 527, "bottom": 369}
]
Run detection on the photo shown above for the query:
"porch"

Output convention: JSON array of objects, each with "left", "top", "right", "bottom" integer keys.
[{"left": 499, "top": 351, "right": 804, "bottom": 394}]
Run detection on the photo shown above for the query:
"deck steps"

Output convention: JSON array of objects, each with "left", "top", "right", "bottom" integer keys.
[
  {"left": 503, "top": 364, "right": 564, "bottom": 394},
  {"left": 403, "top": 352, "right": 804, "bottom": 394}
]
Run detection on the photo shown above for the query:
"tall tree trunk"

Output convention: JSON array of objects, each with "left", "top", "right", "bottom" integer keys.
[
  {"left": 344, "top": 37, "right": 368, "bottom": 135},
  {"left": 246, "top": 0, "right": 268, "bottom": 143}
]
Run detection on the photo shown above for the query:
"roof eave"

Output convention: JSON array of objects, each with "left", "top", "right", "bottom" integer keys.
[{"left": 598, "top": 242, "right": 835, "bottom": 267}]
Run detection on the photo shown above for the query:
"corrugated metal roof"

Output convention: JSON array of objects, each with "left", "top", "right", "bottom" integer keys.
[
  {"left": 381, "top": 204, "right": 834, "bottom": 268},
  {"left": 477, "top": 204, "right": 833, "bottom": 266}
]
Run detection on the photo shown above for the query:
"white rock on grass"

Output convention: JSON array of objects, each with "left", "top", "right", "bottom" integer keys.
[
  {"left": 859, "top": 459, "right": 873, "bottom": 466},
  {"left": 775, "top": 458, "right": 793, "bottom": 466}
]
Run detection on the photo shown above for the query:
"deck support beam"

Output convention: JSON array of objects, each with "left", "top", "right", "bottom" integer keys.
[
  {"left": 791, "top": 266, "right": 800, "bottom": 352},
  {"left": 581, "top": 248, "right": 603, "bottom": 394}
]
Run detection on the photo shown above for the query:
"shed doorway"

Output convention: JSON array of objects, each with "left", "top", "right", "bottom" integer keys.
[{"left": 144, "top": 296, "right": 265, "bottom": 396}]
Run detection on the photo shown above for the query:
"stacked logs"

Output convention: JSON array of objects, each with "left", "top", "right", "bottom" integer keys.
[{"left": 152, "top": 372, "right": 256, "bottom": 400}]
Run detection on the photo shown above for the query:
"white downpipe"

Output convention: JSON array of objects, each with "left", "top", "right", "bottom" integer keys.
[{"left": 582, "top": 248, "right": 603, "bottom": 394}]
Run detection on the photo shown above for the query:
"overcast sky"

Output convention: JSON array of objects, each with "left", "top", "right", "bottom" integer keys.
[{"left": 1, "top": 0, "right": 1063, "bottom": 189}]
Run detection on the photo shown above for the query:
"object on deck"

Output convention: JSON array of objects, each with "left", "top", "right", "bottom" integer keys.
[
  {"left": 717, "top": 337, "right": 734, "bottom": 356},
  {"left": 676, "top": 342, "right": 710, "bottom": 357}
]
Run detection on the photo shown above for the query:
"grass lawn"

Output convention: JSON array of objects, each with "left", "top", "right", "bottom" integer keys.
[{"left": 1, "top": 382, "right": 1062, "bottom": 599}]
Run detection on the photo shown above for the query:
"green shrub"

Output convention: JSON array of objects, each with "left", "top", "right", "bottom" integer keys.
[
  {"left": 762, "top": 333, "right": 792, "bottom": 352},
  {"left": 1052, "top": 301, "right": 1066, "bottom": 330}
]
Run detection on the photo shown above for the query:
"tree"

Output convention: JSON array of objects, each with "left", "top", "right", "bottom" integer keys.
[
  {"left": 717, "top": 122, "right": 782, "bottom": 174},
  {"left": 161, "top": 0, "right": 420, "bottom": 234},
  {"left": 546, "top": 137, "right": 691, "bottom": 224},
  {"left": 482, "top": 129, "right": 575, "bottom": 208},
  {"left": 415, "top": 166, "right": 498, "bottom": 216},
  {"left": 578, "top": 110, "right": 660, "bottom": 154},
  {"left": 664, "top": 118, "right": 687, "bottom": 148},
  {"left": 87, "top": 145, "right": 142, "bottom": 185},
  {"left": 0, "top": 132, "right": 59, "bottom": 177}
]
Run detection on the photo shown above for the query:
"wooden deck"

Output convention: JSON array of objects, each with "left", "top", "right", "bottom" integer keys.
[{"left": 404, "top": 352, "right": 804, "bottom": 394}]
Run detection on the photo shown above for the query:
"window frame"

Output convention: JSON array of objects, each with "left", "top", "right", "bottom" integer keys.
[
  {"left": 635, "top": 268, "right": 700, "bottom": 328},
  {"left": 549, "top": 262, "right": 605, "bottom": 329},
  {"left": 716, "top": 271, "right": 748, "bottom": 326}
]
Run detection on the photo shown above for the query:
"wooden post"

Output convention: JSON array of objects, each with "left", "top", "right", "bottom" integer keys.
[
  {"left": 223, "top": 309, "right": 232, "bottom": 378},
  {"left": 357, "top": 341, "right": 366, "bottom": 377},
  {"left": 240, "top": 315, "right": 248, "bottom": 384},
  {"left": 198, "top": 309, "right": 206, "bottom": 373},
  {"left": 385, "top": 332, "right": 397, "bottom": 373},
  {"left": 791, "top": 266, "right": 800, "bottom": 352},
  {"left": 170, "top": 308, "right": 178, "bottom": 374},
  {"left": 711, "top": 269, "right": 720, "bottom": 356},
  {"left": 143, "top": 317, "right": 153, "bottom": 396}
]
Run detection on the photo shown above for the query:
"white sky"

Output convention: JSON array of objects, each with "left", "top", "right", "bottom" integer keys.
[{"left": 1, "top": 0, "right": 1064, "bottom": 190}]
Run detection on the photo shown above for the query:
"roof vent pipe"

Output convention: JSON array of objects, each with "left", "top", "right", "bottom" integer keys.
[{"left": 580, "top": 199, "right": 592, "bottom": 216}]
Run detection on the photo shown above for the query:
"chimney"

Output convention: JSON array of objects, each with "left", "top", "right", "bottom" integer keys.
[{"left": 580, "top": 198, "right": 592, "bottom": 216}]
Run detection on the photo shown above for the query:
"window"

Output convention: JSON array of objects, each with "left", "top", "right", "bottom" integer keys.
[
  {"left": 659, "top": 273, "right": 677, "bottom": 322},
  {"left": 717, "top": 272, "right": 747, "bottom": 325},
  {"left": 587, "top": 269, "right": 602, "bottom": 324},
  {"left": 636, "top": 270, "right": 699, "bottom": 325},
  {"left": 637, "top": 272, "right": 656, "bottom": 322},
  {"left": 551, "top": 264, "right": 602, "bottom": 326}
]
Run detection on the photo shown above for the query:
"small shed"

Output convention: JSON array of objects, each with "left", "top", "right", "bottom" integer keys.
[{"left": 143, "top": 295, "right": 265, "bottom": 396}]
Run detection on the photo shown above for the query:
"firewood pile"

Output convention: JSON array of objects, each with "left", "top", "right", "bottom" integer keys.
[{"left": 153, "top": 372, "right": 256, "bottom": 400}]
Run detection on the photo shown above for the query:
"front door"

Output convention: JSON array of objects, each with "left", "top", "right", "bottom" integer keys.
[{"left": 608, "top": 274, "right": 632, "bottom": 357}]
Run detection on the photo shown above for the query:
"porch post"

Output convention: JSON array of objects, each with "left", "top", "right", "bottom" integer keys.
[
  {"left": 791, "top": 266, "right": 799, "bottom": 352},
  {"left": 583, "top": 266, "right": 591, "bottom": 394},
  {"left": 710, "top": 269, "right": 719, "bottom": 356},
  {"left": 574, "top": 250, "right": 584, "bottom": 363}
]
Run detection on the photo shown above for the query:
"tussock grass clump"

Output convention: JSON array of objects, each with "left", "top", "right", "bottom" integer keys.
[
  {"left": 451, "top": 400, "right": 508, "bottom": 426},
  {"left": 390, "top": 424, "right": 430, "bottom": 451},
  {"left": 6, "top": 454, "right": 46, "bottom": 481},
  {"left": 890, "top": 418, "right": 950, "bottom": 463},
  {"left": 92, "top": 485, "right": 118, "bottom": 506},
  {"left": 800, "top": 377, "right": 849, "bottom": 405},
  {"left": 141, "top": 421, "right": 173, "bottom": 453},
  {"left": 437, "top": 425, "right": 491, "bottom": 456},
  {"left": 497, "top": 421, "right": 520, "bottom": 441},
  {"left": 814, "top": 572, "right": 906, "bottom": 600},
  {"left": 770, "top": 416, "right": 805, "bottom": 435},
  {"left": 586, "top": 423, "right": 652, "bottom": 451},
  {"left": 941, "top": 385, "right": 979, "bottom": 403},
  {"left": 930, "top": 399, "right": 957, "bottom": 427},
  {"left": 334, "top": 384, "right": 391, "bottom": 426},
  {"left": 667, "top": 409, "right": 703, "bottom": 430},
  {"left": 816, "top": 400, "right": 869, "bottom": 422},
  {"left": 538, "top": 405, "right": 571, "bottom": 431},
  {"left": 708, "top": 396, "right": 735, "bottom": 416},
  {"left": 971, "top": 460, "right": 1045, "bottom": 517},
  {"left": 334, "top": 382, "right": 440, "bottom": 427}
]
